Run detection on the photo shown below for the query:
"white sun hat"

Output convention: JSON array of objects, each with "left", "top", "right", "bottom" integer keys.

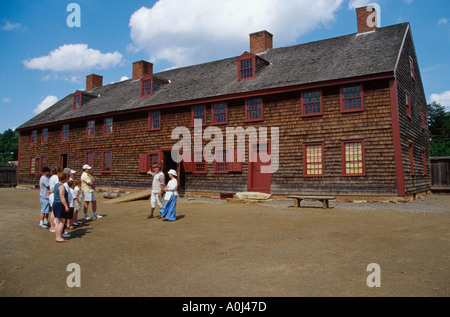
[{"left": 168, "top": 169, "right": 177, "bottom": 177}]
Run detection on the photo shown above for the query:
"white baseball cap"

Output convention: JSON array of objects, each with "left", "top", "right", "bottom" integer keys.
[{"left": 82, "top": 164, "right": 92, "bottom": 170}]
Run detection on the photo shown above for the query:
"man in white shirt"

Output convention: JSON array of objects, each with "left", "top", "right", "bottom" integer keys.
[{"left": 146, "top": 163, "right": 165, "bottom": 219}]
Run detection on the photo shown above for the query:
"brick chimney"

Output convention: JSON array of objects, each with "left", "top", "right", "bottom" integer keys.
[
  {"left": 86, "top": 74, "right": 103, "bottom": 91},
  {"left": 356, "top": 5, "right": 378, "bottom": 34},
  {"left": 250, "top": 30, "right": 273, "bottom": 54},
  {"left": 132, "top": 60, "right": 153, "bottom": 80}
]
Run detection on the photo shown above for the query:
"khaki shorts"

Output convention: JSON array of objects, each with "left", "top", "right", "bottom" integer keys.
[{"left": 84, "top": 192, "right": 96, "bottom": 202}]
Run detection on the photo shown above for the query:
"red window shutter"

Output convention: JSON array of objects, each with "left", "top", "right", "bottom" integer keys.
[
  {"left": 182, "top": 151, "right": 193, "bottom": 173},
  {"left": 229, "top": 149, "right": 243, "bottom": 172},
  {"left": 138, "top": 154, "right": 149, "bottom": 173}
]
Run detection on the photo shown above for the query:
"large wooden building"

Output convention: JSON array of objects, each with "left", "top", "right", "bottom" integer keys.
[{"left": 17, "top": 6, "right": 430, "bottom": 199}]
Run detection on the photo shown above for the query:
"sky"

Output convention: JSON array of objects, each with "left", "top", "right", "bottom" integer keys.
[{"left": 1, "top": 0, "right": 449, "bottom": 133}]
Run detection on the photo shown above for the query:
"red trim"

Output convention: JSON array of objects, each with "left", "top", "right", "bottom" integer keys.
[
  {"left": 409, "top": 142, "right": 414, "bottom": 176},
  {"left": 86, "top": 120, "right": 95, "bottom": 137},
  {"left": 31, "top": 130, "right": 37, "bottom": 144},
  {"left": 301, "top": 90, "right": 323, "bottom": 117},
  {"left": 85, "top": 151, "right": 94, "bottom": 170},
  {"left": 245, "top": 98, "right": 264, "bottom": 122},
  {"left": 61, "top": 124, "right": 69, "bottom": 140},
  {"left": 211, "top": 102, "right": 228, "bottom": 125},
  {"left": 193, "top": 149, "right": 207, "bottom": 174},
  {"left": 341, "top": 139, "right": 366, "bottom": 176},
  {"left": 140, "top": 75, "right": 153, "bottom": 98},
  {"left": 389, "top": 79, "right": 405, "bottom": 197},
  {"left": 148, "top": 111, "right": 161, "bottom": 131},
  {"left": 102, "top": 150, "right": 112, "bottom": 173},
  {"left": 340, "top": 85, "right": 364, "bottom": 113},
  {"left": 191, "top": 105, "right": 206, "bottom": 127},
  {"left": 17, "top": 72, "right": 395, "bottom": 133},
  {"left": 41, "top": 128, "right": 48, "bottom": 143},
  {"left": 247, "top": 141, "right": 271, "bottom": 194},
  {"left": 73, "top": 91, "right": 82, "bottom": 111},
  {"left": 29, "top": 155, "right": 36, "bottom": 174},
  {"left": 40, "top": 154, "right": 48, "bottom": 173},
  {"left": 303, "top": 141, "right": 324, "bottom": 177},
  {"left": 104, "top": 118, "right": 113, "bottom": 135}
]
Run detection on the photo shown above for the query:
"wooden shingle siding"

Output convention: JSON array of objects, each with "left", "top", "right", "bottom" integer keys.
[{"left": 395, "top": 28, "right": 431, "bottom": 196}]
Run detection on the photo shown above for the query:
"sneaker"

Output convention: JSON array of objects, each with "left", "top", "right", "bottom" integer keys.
[
  {"left": 84, "top": 216, "right": 91, "bottom": 221},
  {"left": 93, "top": 214, "right": 103, "bottom": 219},
  {"left": 73, "top": 222, "right": 79, "bottom": 226},
  {"left": 49, "top": 229, "right": 55, "bottom": 233},
  {"left": 38, "top": 224, "right": 48, "bottom": 229},
  {"left": 62, "top": 232, "right": 71, "bottom": 238}
]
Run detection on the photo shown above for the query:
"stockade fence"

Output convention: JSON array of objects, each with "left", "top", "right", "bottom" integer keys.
[
  {"left": 0, "top": 163, "right": 17, "bottom": 186},
  {"left": 430, "top": 156, "right": 450, "bottom": 192}
]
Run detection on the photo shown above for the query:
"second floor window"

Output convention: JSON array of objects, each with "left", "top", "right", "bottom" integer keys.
[
  {"left": 245, "top": 98, "right": 263, "bottom": 122},
  {"left": 302, "top": 91, "right": 322, "bottom": 116},
  {"left": 42, "top": 128, "right": 48, "bottom": 142},
  {"left": 192, "top": 105, "right": 206, "bottom": 127},
  {"left": 104, "top": 118, "right": 113, "bottom": 135},
  {"left": 87, "top": 120, "right": 95, "bottom": 137},
  {"left": 62, "top": 124, "right": 69, "bottom": 140},
  {"left": 341, "top": 85, "right": 363, "bottom": 113},
  {"left": 212, "top": 103, "right": 227, "bottom": 125},
  {"left": 148, "top": 111, "right": 161, "bottom": 131}
]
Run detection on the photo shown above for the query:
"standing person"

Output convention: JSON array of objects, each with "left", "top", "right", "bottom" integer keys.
[
  {"left": 48, "top": 167, "right": 61, "bottom": 233},
  {"left": 160, "top": 169, "right": 178, "bottom": 222},
  {"left": 38, "top": 167, "right": 51, "bottom": 229},
  {"left": 72, "top": 179, "right": 82, "bottom": 226},
  {"left": 66, "top": 180, "right": 75, "bottom": 230},
  {"left": 81, "top": 164, "right": 102, "bottom": 220},
  {"left": 52, "top": 172, "right": 70, "bottom": 243},
  {"left": 146, "top": 163, "right": 165, "bottom": 219}
]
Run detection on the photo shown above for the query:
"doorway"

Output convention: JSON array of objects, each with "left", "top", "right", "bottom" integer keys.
[
  {"left": 161, "top": 148, "right": 185, "bottom": 195},
  {"left": 59, "top": 153, "right": 68, "bottom": 170},
  {"left": 247, "top": 142, "right": 271, "bottom": 194}
]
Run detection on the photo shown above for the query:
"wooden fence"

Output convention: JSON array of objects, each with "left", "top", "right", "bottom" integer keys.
[
  {"left": 430, "top": 156, "right": 450, "bottom": 191},
  {"left": 0, "top": 163, "right": 17, "bottom": 186}
]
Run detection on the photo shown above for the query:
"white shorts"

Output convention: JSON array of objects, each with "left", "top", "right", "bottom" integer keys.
[
  {"left": 150, "top": 191, "right": 163, "bottom": 208},
  {"left": 84, "top": 192, "right": 96, "bottom": 202}
]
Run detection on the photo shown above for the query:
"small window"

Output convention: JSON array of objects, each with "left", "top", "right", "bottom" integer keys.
[
  {"left": 341, "top": 86, "right": 363, "bottom": 113},
  {"left": 193, "top": 150, "right": 207, "bottom": 173},
  {"left": 409, "top": 143, "right": 414, "bottom": 176},
  {"left": 40, "top": 155, "right": 48, "bottom": 172},
  {"left": 62, "top": 124, "right": 69, "bottom": 140},
  {"left": 342, "top": 140, "right": 365, "bottom": 176},
  {"left": 104, "top": 118, "right": 113, "bottom": 135},
  {"left": 239, "top": 58, "right": 254, "bottom": 80},
  {"left": 102, "top": 151, "right": 112, "bottom": 173},
  {"left": 302, "top": 91, "right": 322, "bottom": 117},
  {"left": 148, "top": 111, "right": 161, "bottom": 131},
  {"left": 141, "top": 76, "right": 152, "bottom": 97},
  {"left": 30, "top": 156, "right": 36, "bottom": 174},
  {"left": 212, "top": 103, "right": 228, "bottom": 125},
  {"left": 85, "top": 151, "right": 94, "bottom": 170},
  {"left": 303, "top": 142, "right": 324, "bottom": 177},
  {"left": 192, "top": 105, "right": 206, "bottom": 127},
  {"left": 73, "top": 92, "right": 81, "bottom": 110},
  {"left": 405, "top": 93, "right": 411, "bottom": 118},
  {"left": 245, "top": 98, "right": 263, "bottom": 122},
  {"left": 87, "top": 120, "right": 95, "bottom": 137},
  {"left": 410, "top": 56, "right": 415, "bottom": 80},
  {"left": 42, "top": 128, "right": 48, "bottom": 143},
  {"left": 215, "top": 149, "right": 229, "bottom": 173},
  {"left": 31, "top": 130, "right": 38, "bottom": 144}
]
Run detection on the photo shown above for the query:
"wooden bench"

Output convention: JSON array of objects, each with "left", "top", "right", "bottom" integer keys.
[{"left": 288, "top": 196, "right": 336, "bottom": 209}]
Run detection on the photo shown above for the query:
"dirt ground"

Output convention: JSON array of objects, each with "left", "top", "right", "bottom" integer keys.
[{"left": 0, "top": 188, "right": 448, "bottom": 297}]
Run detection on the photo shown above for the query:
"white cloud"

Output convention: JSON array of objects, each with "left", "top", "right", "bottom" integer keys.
[
  {"left": 2, "top": 97, "right": 11, "bottom": 103},
  {"left": 1, "top": 20, "right": 22, "bottom": 31},
  {"left": 129, "top": 0, "right": 344, "bottom": 68},
  {"left": 120, "top": 76, "right": 129, "bottom": 81},
  {"left": 23, "top": 44, "right": 123, "bottom": 73},
  {"left": 438, "top": 18, "right": 449, "bottom": 25},
  {"left": 33, "top": 96, "right": 58, "bottom": 115},
  {"left": 348, "top": 0, "right": 371, "bottom": 9},
  {"left": 429, "top": 90, "right": 450, "bottom": 112}
]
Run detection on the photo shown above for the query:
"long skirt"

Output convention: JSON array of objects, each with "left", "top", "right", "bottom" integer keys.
[{"left": 160, "top": 195, "right": 177, "bottom": 221}]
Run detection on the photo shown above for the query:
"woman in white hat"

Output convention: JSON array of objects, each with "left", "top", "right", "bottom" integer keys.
[{"left": 159, "top": 169, "right": 178, "bottom": 221}]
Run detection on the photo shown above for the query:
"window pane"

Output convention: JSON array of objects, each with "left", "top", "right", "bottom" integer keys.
[
  {"left": 306, "top": 144, "right": 323, "bottom": 175},
  {"left": 142, "top": 79, "right": 152, "bottom": 95},
  {"left": 304, "top": 91, "right": 321, "bottom": 115},
  {"left": 343, "top": 86, "right": 362, "bottom": 110},
  {"left": 344, "top": 142, "right": 363, "bottom": 174}
]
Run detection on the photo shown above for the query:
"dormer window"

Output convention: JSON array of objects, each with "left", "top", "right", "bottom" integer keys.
[
  {"left": 236, "top": 52, "right": 269, "bottom": 82},
  {"left": 73, "top": 92, "right": 82, "bottom": 110},
  {"left": 140, "top": 75, "right": 169, "bottom": 98},
  {"left": 72, "top": 90, "right": 97, "bottom": 111}
]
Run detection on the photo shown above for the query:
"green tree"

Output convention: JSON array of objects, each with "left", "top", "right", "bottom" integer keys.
[
  {"left": 428, "top": 102, "right": 450, "bottom": 156},
  {"left": 0, "top": 129, "right": 19, "bottom": 163}
]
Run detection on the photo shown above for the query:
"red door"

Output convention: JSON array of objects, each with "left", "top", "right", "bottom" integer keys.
[{"left": 248, "top": 142, "right": 271, "bottom": 194}]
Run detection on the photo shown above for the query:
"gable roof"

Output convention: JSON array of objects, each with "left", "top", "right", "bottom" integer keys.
[{"left": 18, "top": 22, "right": 409, "bottom": 131}]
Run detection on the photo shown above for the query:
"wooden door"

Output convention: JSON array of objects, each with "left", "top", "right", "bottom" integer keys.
[{"left": 247, "top": 142, "right": 271, "bottom": 194}]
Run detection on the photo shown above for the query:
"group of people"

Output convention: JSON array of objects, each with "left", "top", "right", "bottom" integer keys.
[
  {"left": 147, "top": 163, "right": 178, "bottom": 222},
  {"left": 38, "top": 164, "right": 101, "bottom": 243}
]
